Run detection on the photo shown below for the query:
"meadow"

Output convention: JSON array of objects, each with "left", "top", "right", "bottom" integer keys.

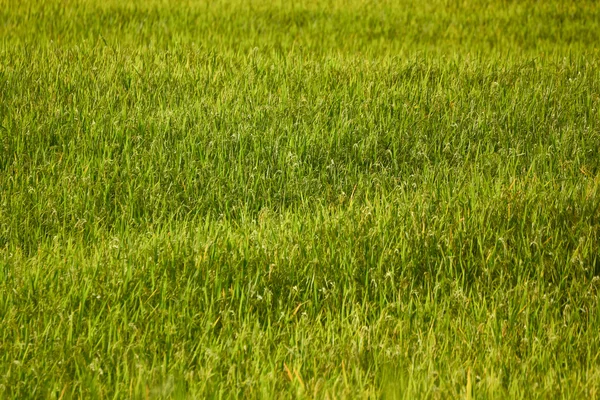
[{"left": 1, "top": 0, "right": 600, "bottom": 398}]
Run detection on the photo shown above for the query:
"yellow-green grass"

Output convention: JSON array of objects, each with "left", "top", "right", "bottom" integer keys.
[{"left": 1, "top": 0, "right": 599, "bottom": 398}]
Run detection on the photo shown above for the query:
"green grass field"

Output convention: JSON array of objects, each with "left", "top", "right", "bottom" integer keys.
[{"left": 1, "top": 0, "right": 600, "bottom": 398}]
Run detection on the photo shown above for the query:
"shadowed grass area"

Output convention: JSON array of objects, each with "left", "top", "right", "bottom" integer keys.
[{"left": 1, "top": 0, "right": 599, "bottom": 398}]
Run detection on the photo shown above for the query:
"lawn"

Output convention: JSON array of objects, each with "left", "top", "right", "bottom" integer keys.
[{"left": 1, "top": 0, "right": 600, "bottom": 398}]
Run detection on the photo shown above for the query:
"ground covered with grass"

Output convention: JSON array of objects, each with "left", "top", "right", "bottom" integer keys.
[{"left": 1, "top": 0, "right": 600, "bottom": 398}]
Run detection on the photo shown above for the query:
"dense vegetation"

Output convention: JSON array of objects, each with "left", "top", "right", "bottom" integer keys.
[{"left": 1, "top": 0, "right": 599, "bottom": 398}]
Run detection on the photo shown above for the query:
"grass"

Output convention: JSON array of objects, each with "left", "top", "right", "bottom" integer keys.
[{"left": 1, "top": 0, "right": 600, "bottom": 398}]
